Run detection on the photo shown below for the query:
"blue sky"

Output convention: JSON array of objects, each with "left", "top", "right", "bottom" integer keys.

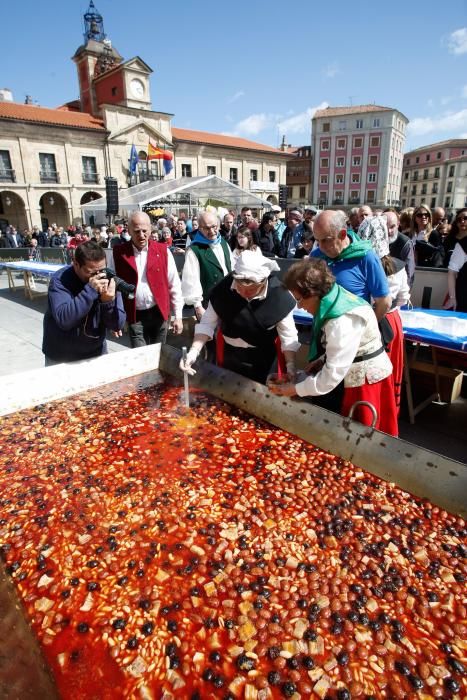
[{"left": 3, "top": 0, "right": 467, "bottom": 152}]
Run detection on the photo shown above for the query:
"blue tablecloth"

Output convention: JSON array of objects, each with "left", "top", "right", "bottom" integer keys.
[
  {"left": 0, "top": 261, "right": 65, "bottom": 277},
  {"left": 293, "top": 307, "right": 467, "bottom": 353}
]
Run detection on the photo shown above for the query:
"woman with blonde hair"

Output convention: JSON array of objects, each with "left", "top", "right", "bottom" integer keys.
[{"left": 411, "top": 206, "right": 443, "bottom": 267}]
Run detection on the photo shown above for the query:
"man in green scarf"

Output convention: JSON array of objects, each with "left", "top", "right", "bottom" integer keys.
[{"left": 311, "top": 210, "right": 391, "bottom": 321}]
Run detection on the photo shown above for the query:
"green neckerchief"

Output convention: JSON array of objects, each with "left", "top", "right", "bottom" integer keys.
[
  {"left": 308, "top": 283, "right": 368, "bottom": 361},
  {"left": 320, "top": 231, "right": 372, "bottom": 267}
]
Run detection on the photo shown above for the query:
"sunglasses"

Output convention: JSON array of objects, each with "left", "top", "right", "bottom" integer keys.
[
  {"left": 456, "top": 215, "right": 467, "bottom": 223},
  {"left": 415, "top": 212, "right": 430, "bottom": 218}
]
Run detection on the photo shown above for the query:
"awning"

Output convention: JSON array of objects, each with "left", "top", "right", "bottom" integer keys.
[{"left": 81, "top": 175, "right": 274, "bottom": 219}]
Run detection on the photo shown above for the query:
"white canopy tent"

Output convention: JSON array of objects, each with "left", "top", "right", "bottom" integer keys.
[{"left": 81, "top": 175, "right": 274, "bottom": 223}]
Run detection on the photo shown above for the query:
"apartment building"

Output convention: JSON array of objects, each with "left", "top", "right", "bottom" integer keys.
[
  {"left": 285, "top": 145, "right": 312, "bottom": 209},
  {"left": 400, "top": 139, "right": 467, "bottom": 215},
  {"left": 311, "top": 105, "right": 408, "bottom": 209}
]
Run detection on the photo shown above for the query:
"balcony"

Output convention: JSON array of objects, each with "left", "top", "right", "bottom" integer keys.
[
  {"left": 332, "top": 198, "right": 344, "bottom": 205},
  {"left": 0, "top": 168, "right": 16, "bottom": 182},
  {"left": 82, "top": 172, "right": 100, "bottom": 185},
  {"left": 127, "top": 172, "right": 164, "bottom": 185},
  {"left": 348, "top": 198, "right": 360, "bottom": 205},
  {"left": 40, "top": 170, "right": 60, "bottom": 184},
  {"left": 249, "top": 180, "right": 279, "bottom": 193},
  {"left": 318, "top": 198, "right": 328, "bottom": 206}
]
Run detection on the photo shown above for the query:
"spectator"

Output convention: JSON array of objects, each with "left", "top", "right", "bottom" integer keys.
[
  {"left": 411, "top": 206, "right": 443, "bottom": 267},
  {"left": 268, "top": 258, "right": 398, "bottom": 436},
  {"left": 232, "top": 226, "right": 262, "bottom": 262},
  {"left": 348, "top": 207, "right": 360, "bottom": 233},
  {"left": 279, "top": 209, "right": 305, "bottom": 258},
  {"left": 311, "top": 210, "right": 391, "bottom": 321},
  {"left": 271, "top": 205, "right": 286, "bottom": 242},
  {"left": 181, "top": 210, "right": 234, "bottom": 321},
  {"left": 172, "top": 219, "right": 189, "bottom": 251},
  {"left": 220, "top": 213, "right": 237, "bottom": 249},
  {"left": 385, "top": 210, "right": 415, "bottom": 288},
  {"left": 113, "top": 211, "right": 183, "bottom": 347},
  {"left": 445, "top": 208, "right": 467, "bottom": 311},
  {"left": 399, "top": 208, "right": 414, "bottom": 237},
  {"left": 257, "top": 213, "right": 279, "bottom": 257},
  {"left": 5, "top": 226, "right": 24, "bottom": 248},
  {"left": 160, "top": 227, "right": 173, "bottom": 246},
  {"left": 42, "top": 241, "right": 126, "bottom": 364},
  {"left": 294, "top": 230, "right": 314, "bottom": 258},
  {"left": 180, "top": 251, "right": 299, "bottom": 384}
]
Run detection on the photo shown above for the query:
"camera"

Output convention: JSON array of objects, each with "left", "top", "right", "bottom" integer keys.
[{"left": 103, "top": 268, "right": 135, "bottom": 299}]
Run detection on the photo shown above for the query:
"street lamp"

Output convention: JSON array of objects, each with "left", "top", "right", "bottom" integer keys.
[
  {"left": 5, "top": 196, "right": 11, "bottom": 206},
  {"left": 49, "top": 196, "right": 55, "bottom": 206}
]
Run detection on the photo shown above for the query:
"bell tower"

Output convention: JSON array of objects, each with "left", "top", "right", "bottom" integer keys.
[{"left": 72, "top": 1, "right": 122, "bottom": 115}]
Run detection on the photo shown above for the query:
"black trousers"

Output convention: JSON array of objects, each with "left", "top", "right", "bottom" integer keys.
[
  {"left": 222, "top": 343, "right": 276, "bottom": 384},
  {"left": 129, "top": 306, "right": 167, "bottom": 348}
]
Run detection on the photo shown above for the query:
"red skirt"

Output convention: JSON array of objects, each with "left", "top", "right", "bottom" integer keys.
[
  {"left": 386, "top": 309, "right": 404, "bottom": 415},
  {"left": 341, "top": 375, "right": 399, "bottom": 437}
]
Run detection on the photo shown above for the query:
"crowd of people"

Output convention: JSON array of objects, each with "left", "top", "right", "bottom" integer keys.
[{"left": 9, "top": 201, "right": 464, "bottom": 437}]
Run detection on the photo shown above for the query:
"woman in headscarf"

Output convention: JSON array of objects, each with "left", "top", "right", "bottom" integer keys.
[
  {"left": 268, "top": 258, "right": 398, "bottom": 437},
  {"left": 180, "top": 251, "right": 299, "bottom": 383}
]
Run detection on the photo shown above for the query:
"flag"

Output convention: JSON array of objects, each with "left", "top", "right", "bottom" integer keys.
[
  {"left": 129, "top": 144, "right": 139, "bottom": 174},
  {"left": 163, "top": 152, "right": 173, "bottom": 174},
  {"left": 147, "top": 140, "right": 164, "bottom": 160}
]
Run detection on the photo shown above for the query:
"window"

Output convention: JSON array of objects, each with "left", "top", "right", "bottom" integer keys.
[
  {"left": 351, "top": 173, "right": 360, "bottom": 183},
  {"left": 181, "top": 163, "right": 192, "bottom": 177},
  {"left": 404, "top": 172, "right": 409, "bottom": 180},
  {"left": 411, "top": 185, "right": 417, "bottom": 195},
  {"left": 334, "top": 190, "right": 343, "bottom": 203},
  {"left": 403, "top": 185, "right": 407, "bottom": 194},
  {"left": 447, "top": 181, "right": 453, "bottom": 193},
  {"left": 423, "top": 169, "right": 429, "bottom": 179},
  {"left": 321, "top": 140, "right": 330, "bottom": 150},
  {"left": 229, "top": 167, "right": 238, "bottom": 184},
  {"left": 111, "top": 86, "right": 118, "bottom": 96},
  {"left": 322, "top": 122, "right": 330, "bottom": 132},
  {"left": 299, "top": 186, "right": 306, "bottom": 198},
  {"left": 0, "top": 150, "right": 14, "bottom": 182},
  {"left": 373, "top": 118, "right": 380, "bottom": 127},
  {"left": 356, "top": 119, "right": 363, "bottom": 129},
  {"left": 432, "top": 183, "right": 438, "bottom": 194},
  {"left": 430, "top": 197, "right": 436, "bottom": 208},
  {"left": 335, "top": 174, "right": 344, "bottom": 184},
  {"left": 421, "top": 184, "right": 427, "bottom": 194},
  {"left": 448, "top": 165, "right": 455, "bottom": 177},
  {"left": 368, "top": 155, "right": 378, "bottom": 166},
  {"left": 337, "top": 139, "right": 346, "bottom": 149},
  {"left": 39, "top": 153, "right": 58, "bottom": 183},
  {"left": 406, "top": 158, "right": 411, "bottom": 165},
  {"left": 367, "top": 190, "right": 375, "bottom": 203},
  {"left": 368, "top": 173, "right": 376, "bottom": 183},
  {"left": 287, "top": 186, "right": 293, "bottom": 198},
  {"left": 336, "top": 156, "right": 345, "bottom": 167},
  {"left": 434, "top": 167, "right": 440, "bottom": 178},
  {"left": 269, "top": 170, "right": 276, "bottom": 182},
  {"left": 370, "top": 136, "right": 380, "bottom": 148},
  {"left": 82, "top": 156, "right": 98, "bottom": 183},
  {"left": 401, "top": 199, "right": 407, "bottom": 207},
  {"left": 320, "top": 158, "right": 329, "bottom": 168},
  {"left": 250, "top": 169, "right": 258, "bottom": 181},
  {"left": 338, "top": 120, "right": 347, "bottom": 130},
  {"left": 445, "top": 196, "right": 451, "bottom": 207},
  {"left": 350, "top": 190, "right": 359, "bottom": 200},
  {"left": 425, "top": 154, "right": 430, "bottom": 161},
  {"left": 352, "top": 156, "right": 361, "bottom": 166},
  {"left": 410, "top": 198, "right": 415, "bottom": 206},
  {"left": 353, "top": 137, "right": 363, "bottom": 149},
  {"left": 415, "top": 156, "right": 420, "bottom": 164},
  {"left": 207, "top": 165, "right": 216, "bottom": 176},
  {"left": 320, "top": 174, "right": 328, "bottom": 184},
  {"left": 319, "top": 191, "right": 327, "bottom": 203},
  {"left": 413, "top": 171, "right": 419, "bottom": 181},
  {"left": 437, "top": 152, "right": 442, "bottom": 159}
]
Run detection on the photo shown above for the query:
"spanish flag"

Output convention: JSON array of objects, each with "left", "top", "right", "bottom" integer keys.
[{"left": 147, "top": 141, "right": 164, "bottom": 160}]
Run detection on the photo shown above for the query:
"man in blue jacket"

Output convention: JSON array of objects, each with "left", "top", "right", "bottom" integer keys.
[{"left": 42, "top": 240, "right": 126, "bottom": 364}]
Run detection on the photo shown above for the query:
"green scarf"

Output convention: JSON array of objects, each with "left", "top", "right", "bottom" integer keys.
[
  {"left": 320, "top": 233, "right": 372, "bottom": 267},
  {"left": 308, "top": 283, "right": 368, "bottom": 361}
]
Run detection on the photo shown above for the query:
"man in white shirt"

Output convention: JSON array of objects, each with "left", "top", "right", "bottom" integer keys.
[{"left": 113, "top": 212, "right": 183, "bottom": 347}]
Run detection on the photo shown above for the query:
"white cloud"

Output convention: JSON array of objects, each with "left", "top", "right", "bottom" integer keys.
[
  {"left": 277, "top": 102, "right": 329, "bottom": 135},
  {"left": 440, "top": 96, "right": 453, "bottom": 106},
  {"left": 322, "top": 62, "right": 340, "bottom": 79},
  {"left": 408, "top": 108, "right": 467, "bottom": 136},
  {"left": 232, "top": 113, "right": 274, "bottom": 136},
  {"left": 462, "top": 85, "right": 467, "bottom": 98},
  {"left": 427, "top": 98, "right": 434, "bottom": 108},
  {"left": 446, "top": 27, "right": 467, "bottom": 55},
  {"left": 227, "top": 90, "right": 245, "bottom": 104}
]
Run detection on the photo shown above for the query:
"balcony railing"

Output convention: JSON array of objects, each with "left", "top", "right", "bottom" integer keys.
[
  {"left": 0, "top": 168, "right": 16, "bottom": 182},
  {"left": 40, "top": 170, "right": 60, "bottom": 184},
  {"left": 332, "top": 198, "right": 344, "bottom": 205},
  {"left": 127, "top": 172, "right": 164, "bottom": 185},
  {"left": 82, "top": 172, "right": 100, "bottom": 184},
  {"left": 318, "top": 199, "right": 328, "bottom": 206},
  {"left": 348, "top": 198, "right": 360, "bottom": 205}
]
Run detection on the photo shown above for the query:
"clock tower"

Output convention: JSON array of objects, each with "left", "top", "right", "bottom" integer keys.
[{"left": 73, "top": 1, "right": 152, "bottom": 115}]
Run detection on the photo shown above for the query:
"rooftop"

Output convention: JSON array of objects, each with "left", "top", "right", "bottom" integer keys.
[
  {"left": 172, "top": 127, "right": 288, "bottom": 155},
  {"left": 0, "top": 101, "right": 106, "bottom": 131},
  {"left": 404, "top": 138, "right": 467, "bottom": 154},
  {"left": 314, "top": 104, "right": 400, "bottom": 118}
]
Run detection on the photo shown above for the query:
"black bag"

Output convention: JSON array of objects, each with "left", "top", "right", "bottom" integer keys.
[{"left": 378, "top": 316, "right": 394, "bottom": 351}]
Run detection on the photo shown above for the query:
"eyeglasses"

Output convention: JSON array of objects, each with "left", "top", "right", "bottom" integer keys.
[
  {"left": 415, "top": 212, "right": 430, "bottom": 218},
  {"left": 235, "top": 278, "right": 264, "bottom": 287},
  {"left": 201, "top": 224, "right": 218, "bottom": 231},
  {"left": 456, "top": 215, "right": 467, "bottom": 223}
]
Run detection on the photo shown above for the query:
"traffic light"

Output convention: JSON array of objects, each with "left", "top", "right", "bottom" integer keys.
[{"left": 279, "top": 184, "right": 288, "bottom": 210}]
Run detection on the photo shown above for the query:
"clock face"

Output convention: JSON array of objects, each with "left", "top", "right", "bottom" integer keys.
[{"left": 130, "top": 78, "right": 145, "bottom": 99}]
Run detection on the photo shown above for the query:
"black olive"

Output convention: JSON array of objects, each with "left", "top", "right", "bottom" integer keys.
[
  {"left": 212, "top": 674, "right": 224, "bottom": 688},
  {"left": 395, "top": 660, "right": 410, "bottom": 676},
  {"left": 303, "top": 628, "right": 317, "bottom": 641},
  {"left": 87, "top": 581, "right": 100, "bottom": 592},
  {"left": 77, "top": 622, "right": 89, "bottom": 633},
  {"left": 224, "top": 619, "right": 234, "bottom": 629},
  {"left": 86, "top": 559, "right": 98, "bottom": 568},
  {"left": 167, "top": 620, "right": 177, "bottom": 632},
  {"left": 267, "top": 671, "right": 281, "bottom": 685},
  {"left": 141, "top": 622, "right": 154, "bottom": 636},
  {"left": 281, "top": 682, "right": 297, "bottom": 698},
  {"left": 301, "top": 655, "right": 314, "bottom": 669},
  {"left": 443, "top": 677, "right": 460, "bottom": 693},
  {"left": 286, "top": 656, "right": 299, "bottom": 670},
  {"left": 440, "top": 642, "right": 453, "bottom": 654},
  {"left": 112, "top": 618, "right": 126, "bottom": 630},
  {"left": 117, "top": 576, "right": 128, "bottom": 586},
  {"left": 209, "top": 650, "right": 221, "bottom": 663},
  {"left": 236, "top": 654, "right": 255, "bottom": 671},
  {"left": 337, "top": 690, "right": 351, "bottom": 700},
  {"left": 202, "top": 667, "right": 214, "bottom": 681},
  {"left": 270, "top": 613, "right": 281, "bottom": 623},
  {"left": 126, "top": 636, "right": 138, "bottom": 650},
  {"left": 268, "top": 646, "right": 281, "bottom": 660},
  {"left": 337, "top": 651, "right": 349, "bottom": 666},
  {"left": 408, "top": 674, "right": 424, "bottom": 690},
  {"left": 138, "top": 598, "right": 151, "bottom": 611},
  {"left": 60, "top": 589, "right": 71, "bottom": 599},
  {"left": 447, "top": 656, "right": 465, "bottom": 675}
]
